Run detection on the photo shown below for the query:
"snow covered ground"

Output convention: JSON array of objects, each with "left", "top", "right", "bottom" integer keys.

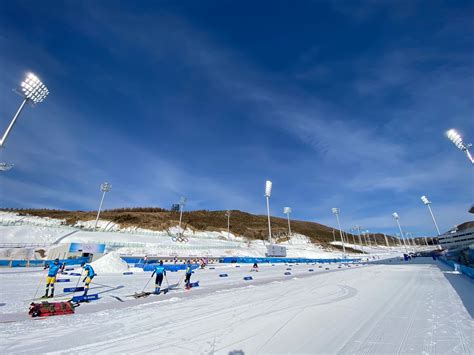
[{"left": 0, "top": 258, "right": 472, "bottom": 354}]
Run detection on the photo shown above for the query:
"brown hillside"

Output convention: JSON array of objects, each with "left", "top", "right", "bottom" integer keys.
[{"left": 2, "top": 207, "right": 398, "bottom": 248}]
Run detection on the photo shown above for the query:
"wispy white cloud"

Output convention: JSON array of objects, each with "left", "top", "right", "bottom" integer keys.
[{"left": 0, "top": 3, "right": 472, "bottom": 236}]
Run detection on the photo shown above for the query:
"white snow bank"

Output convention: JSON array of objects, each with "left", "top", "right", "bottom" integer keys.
[{"left": 89, "top": 252, "right": 129, "bottom": 274}]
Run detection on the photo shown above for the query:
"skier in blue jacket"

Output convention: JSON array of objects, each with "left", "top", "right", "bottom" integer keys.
[
  {"left": 43, "top": 258, "right": 62, "bottom": 298},
  {"left": 151, "top": 261, "right": 166, "bottom": 294},
  {"left": 184, "top": 260, "right": 193, "bottom": 289},
  {"left": 81, "top": 264, "right": 96, "bottom": 296}
]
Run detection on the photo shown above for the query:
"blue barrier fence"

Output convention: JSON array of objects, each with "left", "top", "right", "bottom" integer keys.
[
  {"left": 219, "top": 257, "right": 360, "bottom": 264},
  {"left": 438, "top": 258, "right": 474, "bottom": 279},
  {"left": 0, "top": 257, "right": 89, "bottom": 268},
  {"left": 1, "top": 255, "right": 360, "bottom": 268}
]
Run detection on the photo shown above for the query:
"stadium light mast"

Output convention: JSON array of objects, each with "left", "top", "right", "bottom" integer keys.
[
  {"left": 94, "top": 182, "right": 112, "bottom": 230},
  {"left": 392, "top": 212, "right": 408, "bottom": 253},
  {"left": 332, "top": 208, "right": 346, "bottom": 257},
  {"left": 283, "top": 207, "right": 292, "bottom": 237},
  {"left": 178, "top": 196, "right": 187, "bottom": 237},
  {"left": 446, "top": 129, "right": 474, "bottom": 164},
  {"left": 225, "top": 210, "right": 231, "bottom": 239},
  {"left": 351, "top": 226, "right": 364, "bottom": 253},
  {"left": 365, "top": 230, "right": 372, "bottom": 247},
  {"left": 0, "top": 72, "right": 49, "bottom": 171},
  {"left": 420, "top": 195, "right": 441, "bottom": 236},
  {"left": 265, "top": 180, "right": 273, "bottom": 243}
]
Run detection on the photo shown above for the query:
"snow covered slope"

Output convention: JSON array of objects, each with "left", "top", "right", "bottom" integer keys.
[
  {"left": 0, "top": 258, "right": 472, "bottom": 353},
  {"left": 0, "top": 211, "right": 385, "bottom": 258}
]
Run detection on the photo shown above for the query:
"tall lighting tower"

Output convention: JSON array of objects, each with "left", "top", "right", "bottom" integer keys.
[
  {"left": 420, "top": 195, "right": 441, "bottom": 236},
  {"left": 225, "top": 210, "right": 231, "bottom": 239},
  {"left": 446, "top": 129, "right": 474, "bottom": 164},
  {"left": 1, "top": 72, "right": 49, "bottom": 171},
  {"left": 392, "top": 212, "right": 408, "bottom": 253},
  {"left": 265, "top": 180, "right": 273, "bottom": 243},
  {"left": 283, "top": 207, "right": 292, "bottom": 238},
  {"left": 178, "top": 196, "right": 187, "bottom": 237},
  {"left": 351, "top": 226, "right": 364, "bottom": 253},
  {"left": 332, "top": 208, "right": 346, "bottom": 257},
  {"left": 94, "top": 182, "right": 112, "bottom": 230}
]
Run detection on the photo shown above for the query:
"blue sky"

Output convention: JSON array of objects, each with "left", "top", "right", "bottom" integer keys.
[{"left": 0, "top": 1, "right": 472, "bottom": 236}]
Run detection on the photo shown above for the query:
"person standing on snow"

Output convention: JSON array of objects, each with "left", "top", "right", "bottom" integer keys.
[
  {"left": 43, "top": 258, "right": 62, "bottom": 298},
  {"left": 251, "top": 262, "right": 259, "bottom": 272},
  {"left": 184, "top": 260, "right": 193, "bottom": 289},
  {"left": 151, "top": 260, "right": 166, "bottom": 294},
  {"left": 81, "top": 263, "right": 96, "bottom": 296}
]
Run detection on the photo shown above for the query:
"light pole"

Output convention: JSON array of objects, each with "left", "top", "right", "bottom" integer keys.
[
  {"left": 265, "top": 180, "right": 273, "bottom": 244},
  {"left": 347, "top": 230, "right": 356, "bottom": 246},
  {"left": 332, "top": 208, "right": 346, "bottom": 257},
  {"left": 406, "top": 232, "right": 415, "bottom": 247},
  {"left": 365, "top": 230, "right": 372, "bottom": 247},
  {"left": 283, "top": 207, "right": 292, "bottom": 238},
  {"left": 1, "top": 72, "right": 49, "bottom": 171},
  {"left": 392, "top": 212, "right": 408, "bottom": 253},
  {"left": 420, "top": 195, "right": 441, "bottom": 236},
  {"left": 178, "top": 196, "right": 187, "bottom": 237},
  {"left": 446, "top": 129, "right": 474, "bottom": 164},
  {"left": 383, "top": 233, "right": 389, "bottom": 247},
  {"left": 351, "top": 226, "right": 364, "bottom": 253},
  {"left": 361, "top": 229, "right": 368, "bottom": 246},
  {"left": 355, "top": 226, "right": 363, "bottom": 246},
  {"left": 225, "top": 210, "right": 231, "bottom": 239},
  {"left": 94, "top": 182, "right": 112, "bottom": 230}
]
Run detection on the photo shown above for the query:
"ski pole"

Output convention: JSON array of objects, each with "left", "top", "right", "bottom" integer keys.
[
  {"left": 165, "top": 274, "right": 170, "bottom": 288},
  {"left": 177, "top": 274, "right": 185, "bottom": 287},
  {"left": 33, "top": 266, "right": 47, "bottom": 300},
  {"left": 142, "top": 274, "right": 153, "bottom": 292},
  {"left": 71, "top": 269, "right": 84, "bottom": 296}
]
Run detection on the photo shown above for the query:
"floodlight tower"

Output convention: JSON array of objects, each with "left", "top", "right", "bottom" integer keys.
[
  {"left": 178, "top": 196, "right": 187, "bottom": 237},
  {"left": 0, "top": 72, "right": 49, "bottom": 171},
  {"left": 351, "top": 226, "right": 364, "bottom": 253},
  {"left": 94, "top": 182, "right": 112, "bottom": 230},
  {"left": 420, "top": 195, "right": 441, "bottom": 236},
  {"left": 283, "top": 207, "right": 292, "bottom": 237},
  {"left": 332, "top": 208, "right": 346, "bottom": 257},
  {"left": 446, "top": 129, "right": 474, "bottom": 164},
  {"left": 392, "top": 212, "right": 408, "bottom": 253},
  {"left": 225, "top": 210, "right": 231, "bottom": 239},
  {"left": 406, "top": 232, "right": 415, "bottom": 247},
  {"left": 365, "top": 230, "right": 372, "bottom": 247},
  {"left": 265, "top": 180, "right": 273, "bottom": 243}
]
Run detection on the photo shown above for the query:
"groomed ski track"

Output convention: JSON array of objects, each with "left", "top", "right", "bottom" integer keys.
[
  {"left": 0, "top": 258, "right": 473, "bottom": 353},
  {"left": 0, "top": 262, "right": 364, "bottom": 322}
]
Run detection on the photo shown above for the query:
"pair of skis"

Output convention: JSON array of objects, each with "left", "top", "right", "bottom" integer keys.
[{"left": 123, "top": 280, "right": 199, "bottom": 300}]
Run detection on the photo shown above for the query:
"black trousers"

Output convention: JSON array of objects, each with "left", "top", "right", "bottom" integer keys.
[
  {"left": 185, "top": 273, "right": 191, "bottom": 285},
  {"left": 155, "top": 274, "right": 164, "bottom": 287}
]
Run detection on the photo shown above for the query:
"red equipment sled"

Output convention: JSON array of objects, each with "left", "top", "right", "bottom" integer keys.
[{"left": 29, "top": 301, "right": 79, "bottom": 318}]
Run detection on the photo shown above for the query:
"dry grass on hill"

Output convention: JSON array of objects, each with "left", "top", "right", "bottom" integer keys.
[{"left": 3, "top": 207, "right": 396, "bottom": 250}]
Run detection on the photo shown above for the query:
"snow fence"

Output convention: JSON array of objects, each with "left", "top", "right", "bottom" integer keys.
[
  {"left": 219, "top": 257, "right": 360, "bottom": 264},
  {"left": 0, "top": 257, "right": 89, "bottom": 267}
]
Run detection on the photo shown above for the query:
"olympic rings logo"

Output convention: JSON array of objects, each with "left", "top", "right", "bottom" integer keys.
[{"left": 171, "top": 236, "right": 189, "bottom": 243}]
